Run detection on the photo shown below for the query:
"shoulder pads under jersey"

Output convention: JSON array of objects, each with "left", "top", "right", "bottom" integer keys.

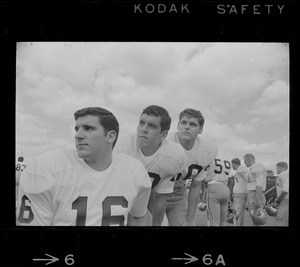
[
  {"left": 237, "top": 165, "right": 248, "bottom": 173},
  {"left": 250, "top": 163, "right": 265, "bottom": 174}
]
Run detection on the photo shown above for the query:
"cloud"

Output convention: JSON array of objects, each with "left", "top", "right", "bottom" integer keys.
[
  {"left": 250, "top": 80, "right": 289, "bottom": 122},
  {"left": 16, "top": 111, "right": 51, "bottom": 137},
  {"left": 16, "top": 42, "right": 289, "bottom": 170},
  {"left": 234, "top": 118, "right": 263, "bottom": 134}
]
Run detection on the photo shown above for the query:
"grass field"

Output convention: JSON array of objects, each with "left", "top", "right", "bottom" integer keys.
[
  {"left": 194, "top": 206, "right": 276, "bottom": 226},
  {"left": 162, "top": 205, "right": 277, "bottom": 226},
  {"left": 162, "top": 176, "right": 278, "bottom": 227}
]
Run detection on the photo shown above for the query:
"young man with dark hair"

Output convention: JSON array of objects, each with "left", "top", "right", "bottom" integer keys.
[
  {"left": 115, "top": 105, "right": 187, "bottom": 226},
  {"left": 166, "top": 108, "right": 219, "bottom": 226},
  {"left": 17, "top": 107, "right": 151, "bottom": 226}
]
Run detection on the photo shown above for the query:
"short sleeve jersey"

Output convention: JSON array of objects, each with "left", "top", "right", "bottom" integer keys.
[
  {"left": 16, "top": 149, "right": 151, "bottom": 226},
  {"left": 204, "top": 158, "right": 232, "bottom": 185},
  {"left": 246, "top": 163, "right": 267, "bottom": 191},
  {"left": 276, "top": 170, "right": 289, "bottom": 200},
  {"left": 167, "top": 132, "right": 218, "bottom": 202},
  {"left": 233, "top": 165, "right": 248, "bottom": 194},
  {"left": 114, "top": 133, "right": 187, "bottom": 194}
]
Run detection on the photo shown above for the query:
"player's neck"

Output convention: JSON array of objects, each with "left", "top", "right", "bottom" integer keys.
[
  {"left": 84, "top": 152, "right": 112, "bottom": 172},
  {"left": 140, "top": 143, "right": 161, "bottom": 157},
  {"left": 177, "top": 135, "right": 195, "bottom": 151}
]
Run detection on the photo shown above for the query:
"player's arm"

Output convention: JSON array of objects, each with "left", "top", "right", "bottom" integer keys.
[
  {"left": 249, "top": 164, "right": 265, "bottom": 207},
  {"left": 186, "top": 179, "right": 202, "bottom": 225},
  {"left": 254, "top": 185, "right": 264, "bottom": 208},
  {"left": 275, "top": 173, "right": 288, "bottom": 205},
  {"left": 237, "top": 166, "right": 249, "bottom": 182},
  {"left": 129, "top": 209, "right": 152, "bottom": 226},
  {"left": 147, "top": 191, "right": 168, "bottom": 226},
  {"left": 254, "top": 173, "right": 265, "bottom": 207},
  {"left": 275, "top": 191, "right": 288, "bottom": 205},
  {"left": 129, "top": 172, "right": 152, "bottom": 226}
]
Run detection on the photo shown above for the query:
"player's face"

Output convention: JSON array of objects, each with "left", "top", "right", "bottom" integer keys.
[
  {"left": 75, "top": 115, "right": 113, "bottom": 161},
  {"left": 276, "top": 165, "right": 282, "bottom": 174},
  {"left": 137, "top": 114, "right": 167, "bottom": 153},
  {"left": 177, "top": 116, "right": 202, "bottom": 143},
  {"left": 232, "top": 163, "right": 237, "bottom": 170},
  {"left": 244, "top": 156, "right": 251, "bottom": 167}
]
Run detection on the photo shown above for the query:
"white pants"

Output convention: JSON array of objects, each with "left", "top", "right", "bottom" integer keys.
[
  {"left": 275, "top": 199, "right": 289, "bottom": 226},
  {"left": 233, "top": 193, "right": 247, "bottom": 226},
  {"left": 206, "top": 183, "right": 230, "bottom": 226}
]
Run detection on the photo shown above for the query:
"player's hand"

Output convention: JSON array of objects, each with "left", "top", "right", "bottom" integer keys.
[{"left": 255, "top": 198, "right": 261, "bottom": 209}]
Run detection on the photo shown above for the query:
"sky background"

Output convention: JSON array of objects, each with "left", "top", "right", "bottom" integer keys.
[{"left": 16, "top": 42, "right": 289, "bottom": 173}]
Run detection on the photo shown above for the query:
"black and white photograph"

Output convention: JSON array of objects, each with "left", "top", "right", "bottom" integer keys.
[
  {"left": 16, "top": 42, "right": 289, "bottom": 227},
  {"left": 1, "top": 0, "right": 296, "bottom": 266}
]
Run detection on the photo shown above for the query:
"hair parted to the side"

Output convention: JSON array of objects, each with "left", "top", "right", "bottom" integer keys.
[
  {"left": 244, "top": 153, "right": 255, "bottom": 161},
  {"left": 141, "top": 105, "right": 171, "bottom": 132},
  {"left": 231, "top": 158, "right": 241, "bottom": 165},
  {"left": 74, "top": 107, "right": 119, "bottom": 148},
  {"left": 179, "top": 108, "right": 205, "bottom": 127},
  {"left": 276, "top": 161, "right": 288, "bottom": 170}
]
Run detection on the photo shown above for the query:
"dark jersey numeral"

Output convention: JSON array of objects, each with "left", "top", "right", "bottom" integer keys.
[
  {"left": 16, "top": 163, "right": 27, "bottom": 172},
  {"left": 19, "top": 195, "right": 128, "bottom": 226},
  {"left": 102, "top": 196, "right": 128, "bottom": 226},
  {"left": 214, "top": 159, "right": 231, "bottom": 175},
  {"left": 72, "top": 196, "right": 88, "bottom": 226},
  {"left": 72, "top": 196, "right": 128, "bottom": 226},
  {"left": 148, "top": 172, "right": 161, "bottom": 189},
  {"left": 170, "top": 164, "right": 203, "bottom": 182},
  {"left": 18, "top": 195, "right": 34, "bottom": 223},
  {"left": 184, "top": 164, "right": 204, "bottom": 180}
]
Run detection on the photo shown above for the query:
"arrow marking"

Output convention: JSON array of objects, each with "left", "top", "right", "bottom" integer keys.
[
  {"left": 172, "top": 253, "right": 198, "bottom": 265},
  {"left": 33, "top": 253, "right": 59, "bottom": 265}
]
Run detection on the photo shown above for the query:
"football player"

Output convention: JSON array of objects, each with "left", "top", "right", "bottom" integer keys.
[
  {"left": 16, "top": 107, "right": 151, "bottom": 226},
  {"left": 231, "top": 158, "right": 248, "bottom": 226},
  {"left": 114, "top": 105, "right": 187, "bottom": 226},
  {"left": 203, "top": 158, "right": 231, "bottom": 226},
  {"left": 275, "top": 162, "right": 289, "bottom": 226},
  {"left": 166, "top": 108, "right": 218, "bottom": 226},
  {"left": 15, "top": 156, "right": 28, "bottom": 203},
  {"left": 243, "top": 153, "right": 267, "bottom": 226}
]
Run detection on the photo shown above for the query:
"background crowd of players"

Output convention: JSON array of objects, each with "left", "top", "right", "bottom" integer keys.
[{"left": 15, "top": 105, "right": 289, "bottom": 226}]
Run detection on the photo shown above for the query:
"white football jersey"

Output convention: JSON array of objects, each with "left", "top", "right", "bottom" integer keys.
[
  {"left": 167, "top": 132, "right": 218, "bottom": 202},
  {"left": 204, "top": 158, "right": 232, "bottom": 185},
  {"left": 233, "top": 165, "right": 248, "bottom": 194},
  {"left": 114, "top": 133, "right": 187, "bottom": 194},
  {"left": 276, "top": 171, "right": 289, "bottom": 199},
  {"left": 246, "top": 163, "right": 267, "bottom": 191},
  {"left": 16, "top": 149, "right": 151, "bottom": 226}
]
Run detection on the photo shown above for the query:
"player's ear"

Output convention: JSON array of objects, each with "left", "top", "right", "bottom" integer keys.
[
  {"left": 106, "top": 130, "right": 117, "bottom": 146},
  {"left": 198, "top": 126, "right": 203, "bottom": 134},
  {"left": 161, "top": 130, "right": 168, "bottom": 141}
]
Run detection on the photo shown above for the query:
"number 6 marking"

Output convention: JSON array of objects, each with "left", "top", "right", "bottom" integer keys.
[
  {"left": 18, "top": 195, "right": 34, "bottom": 223},
  {"left": 65, "top": 254, "right": 75, "bottom": 265}
]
